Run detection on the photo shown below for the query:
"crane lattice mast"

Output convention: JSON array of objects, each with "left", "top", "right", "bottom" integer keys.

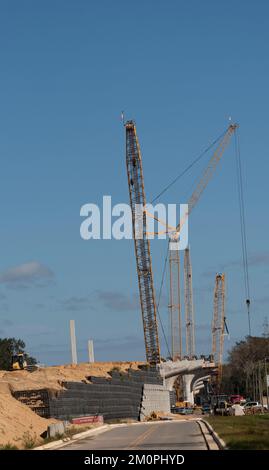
[
  {"left": 212, "top": 273, "right": 226, "bottom": 382},
  {"left": 184, "top": 246, "right": 195, "bottom": 358},
  {"left": 125, "top": 121, "right": 160, "bottom": 364},
  {"left": 168, "top": 237, "right": 182, "bottom": 360}
]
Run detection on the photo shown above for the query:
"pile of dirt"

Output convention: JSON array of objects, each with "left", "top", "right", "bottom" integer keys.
[
  {"left": 1, "top": 361, "right": 143, "bottom": 392},
  {"left": 0, "top": 383, "right": 56, "bottom": 449},
  {"left": 0, "top": 361, "right": 143, "bottom": 448}
]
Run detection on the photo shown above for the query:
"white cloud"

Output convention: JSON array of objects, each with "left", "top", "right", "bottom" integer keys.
[{"left": 0, "top": 261, "right": 54, "bottom": 287}]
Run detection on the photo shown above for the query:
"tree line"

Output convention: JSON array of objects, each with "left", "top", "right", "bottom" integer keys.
[{"left": 221, "top": 336, "right": 269, "bottom": 399}]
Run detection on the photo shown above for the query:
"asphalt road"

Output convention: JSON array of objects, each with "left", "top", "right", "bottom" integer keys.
[{"left": 61, "top": 420, "right": 207, "bottom": 450}]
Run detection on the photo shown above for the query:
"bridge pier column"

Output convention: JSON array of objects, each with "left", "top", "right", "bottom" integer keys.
[{"left": 182, "top": 373, "right": 195, "bottom": 404}]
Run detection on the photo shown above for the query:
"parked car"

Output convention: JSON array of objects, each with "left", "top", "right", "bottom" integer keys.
[
  {"left": 243, "top": 401, "right": 261, "bottom": 408},
  {"left": 243, "top": 401, "right": 263, "bottom": 413},
  {"left": 171, "top": 406, "right": 193, "bottom": 415}
]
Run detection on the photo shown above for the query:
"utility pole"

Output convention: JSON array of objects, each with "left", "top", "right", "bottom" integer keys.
[
  {"left": 265, "top": 358, "right": 269, "bottom": 410},
  {"left": 258, "top": 361, "right": 263, "bottom": 411},
  {"left": 246, "top": 299, "right": 251, "bottom": 336},
  {"left": 252, "top": 369, "right": 255, "bottom": 401}
]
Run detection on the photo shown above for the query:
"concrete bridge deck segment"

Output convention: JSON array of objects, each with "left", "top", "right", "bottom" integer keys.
[{"left": 159, "top": 359, "right": 217, "bottom": 405}]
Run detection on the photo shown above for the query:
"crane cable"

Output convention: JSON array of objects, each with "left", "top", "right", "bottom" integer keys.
[
  {"left": 150, "top": 128, "right": 227, "bottom": 205},
  {"left": 234, "top": 128, "right": 251, "bottom": 335}
]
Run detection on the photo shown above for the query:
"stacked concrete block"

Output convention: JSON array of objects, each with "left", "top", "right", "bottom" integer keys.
[
  {"left": 48, "top": 367, "right": 164, "bottom": 421},
  {"left": 13, "top": 367, "right": 169, "bottom": 423},
  {"left": 140, "top": 384, "right": 171, "bottom": 421}
]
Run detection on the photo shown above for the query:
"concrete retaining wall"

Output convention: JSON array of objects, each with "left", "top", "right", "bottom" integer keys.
[
  {"left": 49, "top": 368, "right": 164, "bottom": 421},
  {"left": 140, "top": 384, "right": 171, "bottom": 421},
  {"left": 14, "top": 367, "right": 168, "bottom": 422}
]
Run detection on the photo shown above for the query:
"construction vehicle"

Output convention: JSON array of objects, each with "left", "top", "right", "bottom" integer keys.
[
  {"left": 125, "top": 121, "right": 238, "bottom": 364},
  {"left": 11, "top": 353, "right": 37, "bottom": 372},
  {"left": 11, "top": 352, "right": 28, "bottom": 370},
  {"left": 125, "top": 121, "right": 160, "bottom": 364}
]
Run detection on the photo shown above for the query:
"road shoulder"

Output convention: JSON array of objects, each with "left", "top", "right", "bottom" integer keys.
[{"left": 197, "top": 419, "right": 226, "bottom": 450}]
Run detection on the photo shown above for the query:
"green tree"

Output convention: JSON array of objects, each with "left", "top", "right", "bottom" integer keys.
[
  {"left": 0, "top": 337, "right": 37, "bottom": 370},
  {"left": 221, "top": 336, "right": 269, "bottom": 396}
]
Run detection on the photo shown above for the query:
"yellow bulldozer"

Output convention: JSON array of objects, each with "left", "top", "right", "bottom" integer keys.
[{"left": 11, "top": 353, "right": 37, "bottom": 372}]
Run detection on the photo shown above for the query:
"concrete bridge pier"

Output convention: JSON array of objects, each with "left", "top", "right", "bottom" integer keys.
[
  {"left": 192, "top": 375, "right": 211, "bottom": 393},
  {"left": 159, "top": 359, "right": 216, "bottom": 406},
  {"left": 182, "top": 373, "right": 195, "bottom": 403},
  {"left": 183, "top": 373, "right": 214, "bottom": 405}
]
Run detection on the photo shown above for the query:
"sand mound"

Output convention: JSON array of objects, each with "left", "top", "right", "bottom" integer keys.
[
  {"left": 0, "top": 389, "right": 56, "bottom": 449},
  {"left": 0, "top": 361, "right": 143, "bottom": 448}
]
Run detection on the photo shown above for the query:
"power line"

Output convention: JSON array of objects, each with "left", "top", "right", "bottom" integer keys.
[{"left": 156, "top": 244, "right": 171, "bottom": 358}]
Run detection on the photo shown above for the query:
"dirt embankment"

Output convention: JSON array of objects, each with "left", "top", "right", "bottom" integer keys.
[{"left": 0, "top": 361, "right": 143, "bottom": 448}]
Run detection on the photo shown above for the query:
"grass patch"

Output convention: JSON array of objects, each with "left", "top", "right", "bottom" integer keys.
[
  {"left": 42, "top": 425, "right": 93, "bottom": 445},
  {"left": 207, "top": 414, "right": 269, "bottom": 450},
  {"left": 22, "top": 432, "right": 37, "bottom": 449},
  {"left": 42, "top": 432, "right": 64, "bottom": 445},
  {"left": 0, "top": 442, "right": 19, "bottom": 450},
  {"left": 65, "top": 426, "right": 92, "bottom": 437}
]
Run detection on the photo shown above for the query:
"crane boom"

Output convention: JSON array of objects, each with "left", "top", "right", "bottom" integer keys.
[
  {"left": 125, "top": 121, "right": 160, "bottom": 364},
  {"left": 176, "top": 124, "right": 238, "bottom": 234}
]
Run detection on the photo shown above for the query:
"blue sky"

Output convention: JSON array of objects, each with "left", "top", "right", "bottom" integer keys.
[{"left": 0, "top": 1, "right": 268, "bottom": 365}]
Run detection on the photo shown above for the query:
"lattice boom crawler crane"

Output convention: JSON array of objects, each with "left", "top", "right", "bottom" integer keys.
[
  {"left": 125, "top": 120, "right": 238, "bottom": 365},
  {"left": 125, "top": 121, "right": 160, "bottom": 364}
]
